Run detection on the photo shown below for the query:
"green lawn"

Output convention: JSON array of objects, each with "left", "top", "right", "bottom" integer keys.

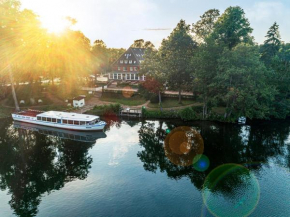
[
  {"left": 100, "top": 92, "right": 147, "bottom": 106},
  {"left": 148, "top": 98, "right": 202, "bottom": 108}
]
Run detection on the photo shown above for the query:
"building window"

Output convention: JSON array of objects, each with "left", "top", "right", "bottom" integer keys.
[
  {"left": 134, "top": 67, "right": 138, "bottom": 71},
  {"left": 118, "top": 67, "right": 121, "bottom": 71},
  {"left": 124, "top": 60, "right": 128, "bottom": 64},
  {"left": 134, "top": 61, "right": 136, "bottom": 64},
  {"left": 120, "top": 60, "right": 123, "bottom": 64},
  {"left": 114, "top": 73, "right": 118, "bottom": 79},
  {"left": 130, "top": 67, "right": 133, "bottom": 71},
  {"left": 123, "top": 67, "right": 127, "bottom": 71},
  {"left": 127, "top": 74, "right": 130, "bottom": 80},
  {"left": 118, "top": 74, "right": 122, "bottom": 80},
  {"left": 129, "top": 60, "right": 132, "bottom": 64},
  {"left": 130, "top": 74, "right": 134, "bottom": 80}
]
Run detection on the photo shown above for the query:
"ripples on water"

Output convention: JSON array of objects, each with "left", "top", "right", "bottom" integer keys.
[{"left": 0, "top": 118, "right": 290, "bottom": 217}]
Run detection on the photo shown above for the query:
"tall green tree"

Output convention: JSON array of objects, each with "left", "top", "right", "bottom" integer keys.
[
  {"left": 216, "top": 44, "right": 275, "bottom": 120},
  {"left": 213, "top": 6, "right": 253, "bottom": 49},
  {"left": 191, "top": 38, "right": 223, "bottom": 119},
  {"left": 160, "top": 20, "right": 196, "bottom": 103},
  {"left": 260, "top": 22, "right": 281, "bottom": 64},
  {"left": 267, "top": 43, "right": 290, "bottom": 118},
  {"left": 131, "top": 39, "right": 155, "bottom": 49},
  {"left": 0, "top": 0, "right": 22, "bottom": 111},
  {"left": 192, "top": 9, "right": 220, "bottom": 42},
  {"left": 92, "top": 40, "right": 109, "bottom": 82},
  {"left": 140, "top": 46, "right": 165, "bottom": 104}
]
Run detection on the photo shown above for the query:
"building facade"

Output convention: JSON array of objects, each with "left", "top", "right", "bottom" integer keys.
[{"left": 108, "top": 47, "right": 146, "bottom": 81}]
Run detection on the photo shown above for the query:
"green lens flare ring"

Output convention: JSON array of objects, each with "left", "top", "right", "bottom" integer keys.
[{"left": 202, "top": 163, "right": 260, "bottom": 217}]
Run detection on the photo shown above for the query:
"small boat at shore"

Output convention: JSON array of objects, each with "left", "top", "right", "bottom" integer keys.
[{"left": 12, "top": 110, "right": 106, "bottom": 131}]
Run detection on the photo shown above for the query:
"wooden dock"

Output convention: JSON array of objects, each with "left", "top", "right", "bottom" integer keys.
[{"left": 120, "top": 108, "right": 142, "bottom": 117}]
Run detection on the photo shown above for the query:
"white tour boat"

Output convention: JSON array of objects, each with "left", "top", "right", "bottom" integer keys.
[{"left": 12, "top": 110, "right": 106, "bottom": 131}]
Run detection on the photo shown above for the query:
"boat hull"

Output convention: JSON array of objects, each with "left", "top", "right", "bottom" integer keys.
[
  {"left": 13, "top": 121, "right": 107, "bottom": 142},
  {"left": 12, "top": 114, "right": 106, "bottom": 131}
]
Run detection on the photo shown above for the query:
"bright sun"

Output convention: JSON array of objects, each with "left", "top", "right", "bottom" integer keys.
[{"left": 40, "top": 16, "right": 69, "bottom": 34}]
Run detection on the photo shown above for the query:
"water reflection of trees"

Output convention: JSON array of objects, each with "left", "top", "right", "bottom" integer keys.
[
  {"left": 0, "top": 119, "right": 94, "bottom": 217},
  {"left": 138, "top": 120, "right": 290, "bottom": 192}
]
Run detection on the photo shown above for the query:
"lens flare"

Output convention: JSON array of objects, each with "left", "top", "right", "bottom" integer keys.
[
  {"left": 193, "top": 155, "right": 210, "bottom": 172},
  {"left": 122, "top": 86, "right": 134, "bottom": 98},
  {"left": 164, "top": 126, "right": 204, "bottom": 166},
  {"left": 202, "top": 164, "right": 260, "bottom": 217}
]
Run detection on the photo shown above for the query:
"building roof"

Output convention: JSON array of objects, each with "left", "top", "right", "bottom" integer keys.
[
  {"left": 37, "top": 111, "right": 99, "bottom": 121},
  {"left": 112, "top": 47, "right": 145, "bottom": 67},
  {"left": 73, "top": 96, "right": 85, "bottom": 101}
]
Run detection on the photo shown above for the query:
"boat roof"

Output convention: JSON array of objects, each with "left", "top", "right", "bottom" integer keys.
[{"left": 37, "top": 111, "right": 99, "bottom": 121}]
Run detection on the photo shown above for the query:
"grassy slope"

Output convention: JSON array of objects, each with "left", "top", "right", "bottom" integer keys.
[{"left": 100, "top": 92, "right": 146, "bottom": 106}]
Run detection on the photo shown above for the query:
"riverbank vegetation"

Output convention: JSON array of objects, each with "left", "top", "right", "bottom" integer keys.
[
  {"left": 147, "top": 97, "right": 201, "bottom": 108},
  {"left": 86, "top": 104, "right": 121, "bottom": 116},
  {"left": 141, "top": 7, "right": 290, "bottom": 122}
]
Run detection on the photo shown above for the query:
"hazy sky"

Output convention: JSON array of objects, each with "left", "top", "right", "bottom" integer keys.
[{"left": 21, "top": 0, "right": 290, "bottom": 48}]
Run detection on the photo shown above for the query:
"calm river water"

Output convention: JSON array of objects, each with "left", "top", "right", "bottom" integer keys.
[{"left": 0, "top": 117, "right": 290, "bottom": 217}]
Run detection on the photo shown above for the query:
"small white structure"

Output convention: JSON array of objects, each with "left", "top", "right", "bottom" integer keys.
[
  {"left": 20, "top": 100, "right": 25, "bottom": 104},
  {"left": 73, "top": 96, "right": 85, "bottom": 108},
  {"left": 38, "top": 99, "right": 43, "bottom": 103},
  {"left": 238, "top": 116, "right": 247, "bottom": 124}
]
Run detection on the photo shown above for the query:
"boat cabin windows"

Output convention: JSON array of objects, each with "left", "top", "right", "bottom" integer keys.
[
  {"left": 88, "top": 118, "right": 99, "bottom": 125},
  {"left": 68, "top": 120, "right": 73, "bottom": 125},
  {"left": 52, "top": 118, "right": 56, "bottom": 123},
  {"left": 80, "top": 121, "right": 86, "bottom": 125},
  {"left": 42, "top": 117, "right": 47, "bottom": 121},
  {"left": 37, "top": 117, "right": 41, "bottom": 121},
  {"left": 63, "top": 120, "right": 68, "bottom": 124},
  {"left": 74, "top": 121, "right": 80, "bottom": 125},
  {"left": 47, "top": 118, "right": 52, "bottom": 122}
]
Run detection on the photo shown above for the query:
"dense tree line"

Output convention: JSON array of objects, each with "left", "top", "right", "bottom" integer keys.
[{"left": 141, "top": 6, "right": 290, "bottom": 121}]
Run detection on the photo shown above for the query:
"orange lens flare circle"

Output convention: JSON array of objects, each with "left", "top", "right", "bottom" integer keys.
[
  {"left": 122, "top": 86, "right": 134, "bottom": 98},
  {"left": 164, "top": 126, "right": 204, "bottom": 166}
]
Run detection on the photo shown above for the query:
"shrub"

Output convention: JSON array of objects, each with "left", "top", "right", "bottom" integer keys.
[
  {"left": 89, "top": 104, "right": 121, "bottom": 115},
  {"left": 179, "top": 107, "right": 197, "bottom": 121},
  {"left": 192, "top": 105, "right": 203, "bottom": 113}
]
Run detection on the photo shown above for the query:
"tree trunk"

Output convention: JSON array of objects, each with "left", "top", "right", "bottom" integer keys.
[
  {"left": 178, "top": 88, "right": 182, "bottom": 104},
  {"left": 8, "top": 63, "right": 20, "bottom": 111},
  {"left": 158, "top": 91, "right": 162, "bottom": 105}
]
